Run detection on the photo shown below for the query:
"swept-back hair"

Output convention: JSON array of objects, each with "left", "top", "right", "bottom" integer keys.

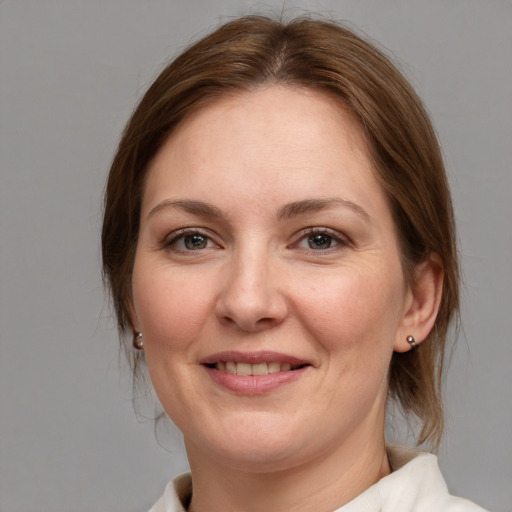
[{"left": 102, "top": 15, "right": 459, "bottom": 449}]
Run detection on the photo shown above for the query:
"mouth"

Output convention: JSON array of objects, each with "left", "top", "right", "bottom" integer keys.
[
  {"left": 204, "top": 361, "right": 308, "bottom": 375},
  {"left": 199, "top": 352, "right": 311, "bottom": 393},
  {"left": 199, "top": 351, "right": 313, "bottom": 379}
]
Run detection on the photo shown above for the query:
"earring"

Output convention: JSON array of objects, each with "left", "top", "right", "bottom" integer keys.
[
  {"left": 133, "top": 332, "right": 144, "bottom": 350},
  {"left": 406, "top": 335, "right": 416, "bottom": 350}
]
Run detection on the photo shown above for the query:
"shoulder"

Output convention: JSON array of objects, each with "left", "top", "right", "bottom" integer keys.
[
  {"left": 442, "top": 497, "right": 490, "bottom": 512},
  {"left": 378, "top": 445, "right": 489, "bottom": 512}
]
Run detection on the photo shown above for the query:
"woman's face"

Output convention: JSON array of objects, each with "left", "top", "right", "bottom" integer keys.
[{"left": 132, "top": 86, "right": 414, "bottom": 472}]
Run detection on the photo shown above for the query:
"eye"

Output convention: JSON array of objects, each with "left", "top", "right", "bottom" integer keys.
[
  {"left": 306, "top": 233, "right": 337, "bottom": 250},
  {"left": 165, "top": 230, "right": 217, "bottom": 251},
  {"left": 182, "top": 233, "right": 209, "bottom": 250},
  {"left": 295, "top": 229, "right": 346, "bottom": 251}
]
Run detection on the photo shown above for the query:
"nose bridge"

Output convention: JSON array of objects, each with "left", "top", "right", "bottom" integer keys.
[{"left": 216, "top": 237, "right": 286, "bottom": 331}]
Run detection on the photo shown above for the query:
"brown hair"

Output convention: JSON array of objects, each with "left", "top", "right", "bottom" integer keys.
[{"left": 102, "top": 15, "right": 459, "bottom": 449}]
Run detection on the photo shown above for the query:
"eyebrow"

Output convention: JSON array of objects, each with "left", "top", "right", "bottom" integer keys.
[
  {"left": 277, "top": 198, "right": 371, "bottom": 222},
  {"left": 147, "top": 199, "right": 225, "bottom": 220},
  {"left": 147, "top": 197, "right": 371, "bottom": 222}
]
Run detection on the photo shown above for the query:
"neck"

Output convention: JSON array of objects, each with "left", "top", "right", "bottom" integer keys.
[{"left": 185, "top": 430, "right": 390, "bottom": 512}]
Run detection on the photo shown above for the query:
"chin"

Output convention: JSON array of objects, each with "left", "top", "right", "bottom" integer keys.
[
  {"left": 206, "top": 442, "right": 309, "bottom": 474},
  {"left": 185, "top": 413, "right": 326, "bottom": 473}
]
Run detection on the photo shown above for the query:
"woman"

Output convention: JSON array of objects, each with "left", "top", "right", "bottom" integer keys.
[{"left": 102, "top": 16, "right": 488, "bottom": 512}]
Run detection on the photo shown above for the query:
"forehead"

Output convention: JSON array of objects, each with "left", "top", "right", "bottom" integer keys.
[
  {"left": 142, "top": 86, "right": 387, "bottom": 220},
  {"left": 166, "top": 86, "right": 368, "bottom": 163}
]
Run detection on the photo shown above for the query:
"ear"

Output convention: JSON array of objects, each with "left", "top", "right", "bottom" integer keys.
[{"left": 394, "top": 253, "right": 444, "bottom": 353}]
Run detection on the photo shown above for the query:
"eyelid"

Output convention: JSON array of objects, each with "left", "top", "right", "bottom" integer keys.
[
  {"left": 291, "top": 227, "right": 351, "bottom": 250},
  {"left": 162, "top": 227, "right": 221, "bottom": 251},
  {"left": 160, "top": 226, "right": 350, "bottom": 252}
]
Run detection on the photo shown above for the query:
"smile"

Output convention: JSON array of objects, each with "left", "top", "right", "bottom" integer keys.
[
  {"left": 200, "top": 351, "right": 311, "bottom": 394},
  {"left": 207, "top": 361, "right": 305, "bottom": 375}
]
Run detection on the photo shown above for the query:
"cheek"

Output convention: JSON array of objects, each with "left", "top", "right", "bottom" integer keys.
[
  {"left": 132, "top": 265, "right": 215, "bottom": 353},
  {"left": 131, "top": 265, "right": 218, "bottom": 420},
  {"left": 298, "top": 268, "right": 406, "bottom": 416},
  {"left": 296, "top": 266, "right": 404, "bottom": 355}
]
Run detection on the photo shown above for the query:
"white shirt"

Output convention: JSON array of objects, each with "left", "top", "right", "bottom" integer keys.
[{"left": 148, "top": 445, "right": 488, "bottom": 512}]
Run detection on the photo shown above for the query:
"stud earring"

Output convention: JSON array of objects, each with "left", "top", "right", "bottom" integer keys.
[
  {"left": 406, "top": 335, "right": 416, "bottom": 350},
  {"left": 133, "top": 332, "right": 144, "bottom": 350}
]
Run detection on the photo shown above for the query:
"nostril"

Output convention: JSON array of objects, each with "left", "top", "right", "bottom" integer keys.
[
  {"left": 255, "top": 317, "right": 275, "bottom": 325},
  {"left": 219, "top": 315, "right": 238, "bottom": 327}
]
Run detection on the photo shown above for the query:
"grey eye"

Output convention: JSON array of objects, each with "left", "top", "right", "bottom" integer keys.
[
  {"left": 184, "top": 234, "right": 209, "bottom": 250},
  {"left": 308, "top": 233, "right": 334, "bottom": 249}
]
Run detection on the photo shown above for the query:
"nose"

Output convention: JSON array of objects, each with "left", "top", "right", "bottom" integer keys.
[{"left": 215, "top": 249, "right": 288, "bottom": 332}]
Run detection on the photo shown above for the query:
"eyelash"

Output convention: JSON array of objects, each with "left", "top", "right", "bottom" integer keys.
[
  {"left": 162, "top": 228, "right": 219, "bottom": 252},
  {"left": 161, "top": 227, "right": 350, "bottom": 253},
  {"left": 293, "top": 227, "right": 350, "bottom": 251}
]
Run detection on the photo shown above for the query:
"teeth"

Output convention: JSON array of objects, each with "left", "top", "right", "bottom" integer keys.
[
  {"left": 268, "top": 362, "right": 281, "bottom": 374},
  {"left": 236, "top": 362, "right": 252, "bottom": 376},
  {"left": 214, "top": 361, "right": 299, "bottom": 375},
  {"left": 251, "top": 363, "right": 268, "bottom": 376}
]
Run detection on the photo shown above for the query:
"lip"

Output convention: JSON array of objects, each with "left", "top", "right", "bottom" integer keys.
[{"left": 199, "top": 351, "right": 312, "bottom": 395}]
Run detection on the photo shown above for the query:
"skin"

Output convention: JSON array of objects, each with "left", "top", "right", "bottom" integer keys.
[{"left": 131, "top": 86, "right": 442, "bottom": 512}]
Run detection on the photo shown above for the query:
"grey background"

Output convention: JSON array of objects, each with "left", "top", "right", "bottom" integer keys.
[{"left": 1, "top": 1, "right": 511, "bottom": 511}]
